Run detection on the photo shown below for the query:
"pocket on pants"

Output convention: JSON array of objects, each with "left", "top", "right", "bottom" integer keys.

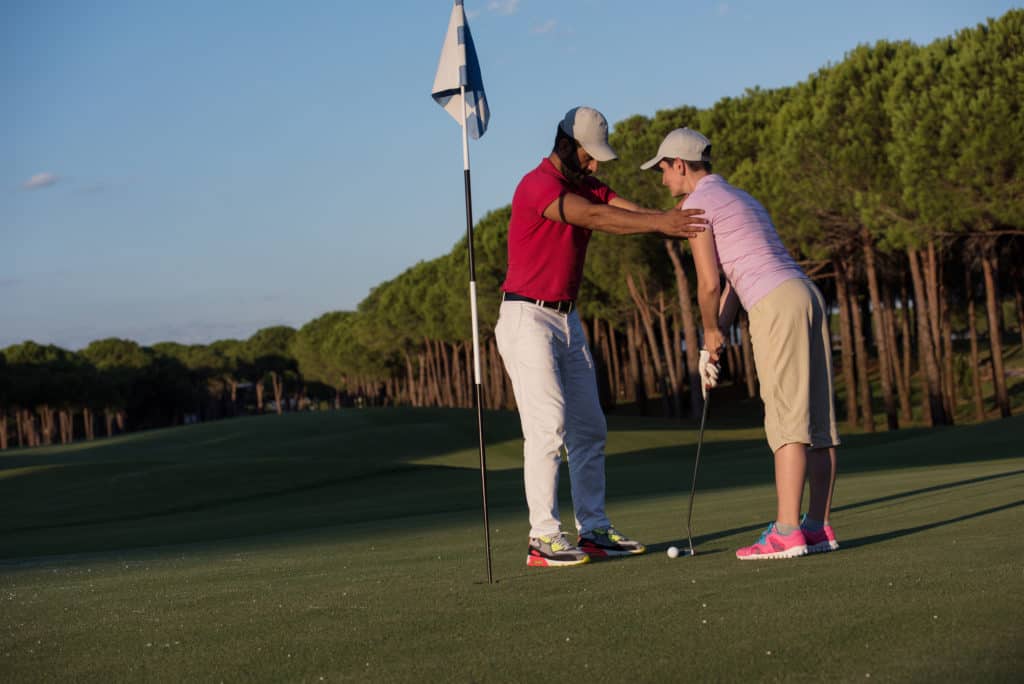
[{"left": 495, "top": 302, "right": 522, "bottom": 358}]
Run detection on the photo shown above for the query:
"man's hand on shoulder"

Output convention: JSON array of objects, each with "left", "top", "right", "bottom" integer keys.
[{"left": 658, "top": 208, "right": 706, "bottom": 239}]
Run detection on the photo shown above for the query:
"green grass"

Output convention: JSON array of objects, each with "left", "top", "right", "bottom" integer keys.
[{"left": 1, "top": 409, "right": 1022, "bottom": 681}]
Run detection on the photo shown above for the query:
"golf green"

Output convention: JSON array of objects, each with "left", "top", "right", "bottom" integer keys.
[{"left": 1, "top": 409, "right": 1021, "bottom": 681}]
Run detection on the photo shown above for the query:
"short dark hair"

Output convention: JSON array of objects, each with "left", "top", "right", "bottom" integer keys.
[{"left": 684, "top": 144, "right": 712, "bottom": 173}]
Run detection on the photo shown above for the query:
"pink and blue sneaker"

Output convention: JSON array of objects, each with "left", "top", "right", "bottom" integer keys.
[
  {"left": 735, "top": 523, "right": 808, "bottom": 560},
  {"left": 801, "top": 517, "right": 840, "bottom": 553}
]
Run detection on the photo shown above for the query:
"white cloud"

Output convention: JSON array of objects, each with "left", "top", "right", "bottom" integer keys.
[
  {"left": 22, "top": 172, "right": 59, "bottom": 190},
  {"left": 487, "top": 0, "right": 520, "bottom": 16},
  {"left": 531, "top": 19, "right": 557, "bottom": 34}
]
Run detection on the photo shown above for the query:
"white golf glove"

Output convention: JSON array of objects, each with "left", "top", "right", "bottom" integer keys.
[{"left": 698, "top": 349, "right": 720, "bottom": 400}]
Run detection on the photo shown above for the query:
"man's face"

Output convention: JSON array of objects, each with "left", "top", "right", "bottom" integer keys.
[
  {"left": 658, "top": 158, "right": 687, "bottom": 197},
  {"left": 575, "top": 146, "right": 598, "bottom": 175}
]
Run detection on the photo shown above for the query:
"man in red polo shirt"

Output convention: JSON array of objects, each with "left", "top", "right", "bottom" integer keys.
[{"left": 496, "top": 106, "right": 706, "bottom": 567}]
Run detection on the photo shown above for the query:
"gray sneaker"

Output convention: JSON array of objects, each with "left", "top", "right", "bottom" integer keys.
[
  {"left": 578, "top": 526, "right": 646, "bottom": 558},
  {"left": 527, "top": 533, "right": 591, "bottom": 567}
]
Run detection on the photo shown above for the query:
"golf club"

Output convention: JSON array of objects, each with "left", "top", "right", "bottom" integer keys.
[{"left": 686, "top": 390, "right": 711, "bottom": 557}]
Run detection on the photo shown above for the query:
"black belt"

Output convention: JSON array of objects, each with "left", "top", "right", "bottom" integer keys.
[{"left": 502, "top": 291, "right": 575, "bottom": 315}]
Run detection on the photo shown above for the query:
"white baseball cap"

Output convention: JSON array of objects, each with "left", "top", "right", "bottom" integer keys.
[
  {"left": 640, "top": 128, "right": 712, "bottom": 170},
  {"left": 559, "top": 106, "right": 618, "bottom": 162}
]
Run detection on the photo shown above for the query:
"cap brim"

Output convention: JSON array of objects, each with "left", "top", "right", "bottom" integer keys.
[
  {"left": 581, "top": 140, "right": 618, "bottom": 162},
  {"left": 640, "top": 155, "right": 663, "bottom": 171}
]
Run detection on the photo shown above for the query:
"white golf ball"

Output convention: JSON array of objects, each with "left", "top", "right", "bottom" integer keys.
[{"left": 667, "top": 546, "right": 680, "bottom": 559}]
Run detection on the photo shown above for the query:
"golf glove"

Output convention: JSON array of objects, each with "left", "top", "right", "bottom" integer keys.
[{"left": 698, "top": 349, "right": 720, "bottom": 400}]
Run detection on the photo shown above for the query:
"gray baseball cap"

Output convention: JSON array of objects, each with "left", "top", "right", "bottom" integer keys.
[
  {"left": 559, "top": 106, "right": 618, "bottom": 162},
  {"left": 641, "top": 128, "right": 712, "bottom": 169}
]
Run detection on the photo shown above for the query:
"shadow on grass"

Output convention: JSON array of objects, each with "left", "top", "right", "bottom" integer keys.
[
  {"left": 663, "top": 468, "right": 1024, "bottom": 550},
  {"left": 842, "top": 499, "right": 1024, "bottom": 549},
  {"left": 2, "top": 410, "right": 1021, "bottom": 560},
  {"left": 832, "top": 469, "right": 1024, "bottom": 514}
]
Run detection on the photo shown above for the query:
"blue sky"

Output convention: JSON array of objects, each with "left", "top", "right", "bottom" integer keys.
[{"left": 2, "top": 0, "right": 1018, "bottom": 350}]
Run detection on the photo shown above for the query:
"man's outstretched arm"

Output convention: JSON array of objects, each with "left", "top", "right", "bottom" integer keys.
[{"left": 543, "top": 192, "right": 705, "bottom": 239}]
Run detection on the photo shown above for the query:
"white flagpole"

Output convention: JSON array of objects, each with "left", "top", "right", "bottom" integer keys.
[{"left": 460, "top": 82, "right": 493, "bottom": 585}]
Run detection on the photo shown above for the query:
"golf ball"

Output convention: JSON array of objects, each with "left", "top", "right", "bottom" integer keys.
[{"left": 667, "top": 546, "right": 680, "bottom": 559}]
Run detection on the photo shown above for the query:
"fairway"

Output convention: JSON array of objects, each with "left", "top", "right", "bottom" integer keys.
[{"left": 1, "top": 409, "right": 1022, "bottom": 682}]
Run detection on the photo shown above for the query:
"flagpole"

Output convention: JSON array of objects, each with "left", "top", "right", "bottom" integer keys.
[{"left": 461, "top": 84, "right": 493, "bottom": 585}]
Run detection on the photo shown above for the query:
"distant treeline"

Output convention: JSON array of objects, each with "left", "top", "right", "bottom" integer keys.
[{"left": 2, "top": 11, "right": 1021, "bottom": 449}]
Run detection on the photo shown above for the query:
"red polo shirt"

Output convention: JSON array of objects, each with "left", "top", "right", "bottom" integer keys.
[{"left": 501, "top": 158, "right": 617, "bottom": 302}]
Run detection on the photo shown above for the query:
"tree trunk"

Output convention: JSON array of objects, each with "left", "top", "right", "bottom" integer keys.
[
  {"left": 862, "top": 232, "right": 898, "bottom": 430},
  {"left": 980, "top": 246, "right": 1011, "bottom": 418},
  {"left": 941, "top": 294, "right": 956, "bottom": 422},
  {"left": 849, "top": 287, "right": 875, "bottom": 433},
  {"left": 271, "top": 372, "right": 284, "bottom": 415},
  {"left": 626, "top": 275, "right": 669, "bottom": 415},
  {"left": 0, "top": 414, "right": 7, "bottom": 450},
  {"left": 907, "top": 247, "right": 947, "bottom": 425},
  {"left": 38, "top": 405, "right": 53, "bottom": 445},
  {"left": 59, "top": 409, "right": 70, "bottom": 444},
  {"left": 656, "top": 291, "right": 680, "bottom": 417},
  {"left": 403, "top": 351, "right": 417, "bottom": 407},
  {"left": 966, "top": 268, "right": 986, "bottom": 422},
  {"left": 1013, "top": 265, "right": 1024, "bottom": 347},
  {"left": 425, "top": 339, "right": 440, "bottom": 406},
  {"left": 723, "top": 341, "right": 737, "bottom": 383},
  {"left": 19, "top": 410, "right": 27, "bottom": 446},
  {"left": 833, "top": 257, "right": 859, "bottom": 427},
  {"left": 627, "top": 313, "right": 645, "bottom": 413},
  {"left": 417, "top": 352, "right": 428, "bottom": 407},
  {"left": 440, "top": 340, "right": 454, "bottom": 407},
  {"left": 465, "top": 343, "right": 475, "bottom": 408},
  {"left": 626, "top": 274, "right": 667, "bottom": 387},
  {"left": 883, "top": 282, "right": 912, "bottom": 425},
  {"left": 451, "top": 342, "right": 464, "bottom": 408},
  {"left": 899, "top": 281, "right": 914, "bottom": 409},
  {"left": 665, "top": 240, "right": 702, "bottom": 415},
  {"left": 608, "top": 319, "right": 623, "bottom": 403},
  {"left": 21, "top": 410, "right": 35, "bottom": 446},
  {"left": 255, "top": 379, "right": 265, "bottom": 413},
  {"left": 924, "top": 241, "right": 949, "bottom": 419},
  {"left": 925, "top": 242, "right": 944, "bottom": 371},
  {"left": 31, "top": 409, "right": 42, "bottom": 446},
  {"left": 672, "top": 315, "right": 685, "bottom": 415},
  {"left": 438, "top": 341, "right": 450, "bottom": 407},
  {"left": 15, "top": 409, "right": 24, "bottom": 447}
]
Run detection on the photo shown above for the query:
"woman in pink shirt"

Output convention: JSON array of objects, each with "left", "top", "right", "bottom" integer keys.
[{"left": 642, "top": 128, "right": 841, "bottom": 560}]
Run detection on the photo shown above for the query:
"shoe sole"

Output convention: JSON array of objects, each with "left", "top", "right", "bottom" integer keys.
[
  {"left": 578, "top": 542, "right": 646, "bottom": 559},
  {"left": 806, "top": 541, "right": 840, "bottom": 554},
  {"left": 526, "top": 554, "right": 591, "bottom": 568},
  {"left": 736, "top": 545, "right": 808, "bottom": 560}
]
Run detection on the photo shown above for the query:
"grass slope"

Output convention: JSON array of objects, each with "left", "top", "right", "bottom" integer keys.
[{"left": 1, "top": 409, "right": 1022, "bottom": 681}]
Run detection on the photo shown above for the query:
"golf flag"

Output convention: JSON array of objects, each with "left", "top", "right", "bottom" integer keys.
[
  {"left": 431, "top": 0, "right": 493, "bottom": 584},
  {"left": 431, "top": 0, "right": 489, "bottom": 139}
]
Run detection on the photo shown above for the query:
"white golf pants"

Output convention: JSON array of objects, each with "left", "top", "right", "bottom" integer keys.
[{"left": 494, "top": 301, "right": 612, "bottom": 538}]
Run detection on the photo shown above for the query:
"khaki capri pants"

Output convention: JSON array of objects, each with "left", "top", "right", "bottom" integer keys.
[{"left": 747, "top": 278, "right": 840, "bottom": 454}]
